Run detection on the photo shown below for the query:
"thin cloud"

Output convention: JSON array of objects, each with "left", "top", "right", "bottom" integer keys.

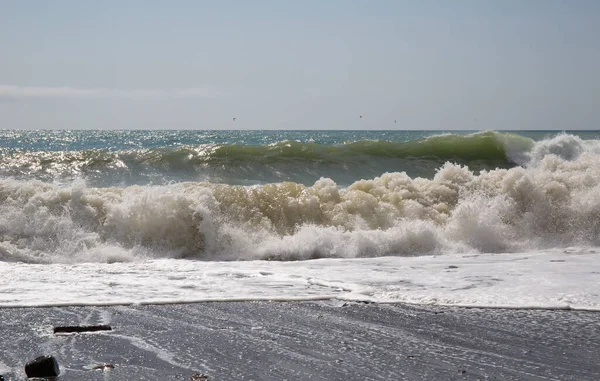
[{"left": 0, "top": 85, "right": 231, "bottom": 100}]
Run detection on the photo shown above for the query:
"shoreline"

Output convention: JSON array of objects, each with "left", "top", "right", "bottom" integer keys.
[
  {"left": 1, "top": 301, "right": 599, "bottom": 380},
  {"left": 1, "top": 298, "right": 599, "bottom": 312}
]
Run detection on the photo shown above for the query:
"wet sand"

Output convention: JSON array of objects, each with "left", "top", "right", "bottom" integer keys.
[{"left": 0, "top": 302, "right": 599, "bottom": 380}]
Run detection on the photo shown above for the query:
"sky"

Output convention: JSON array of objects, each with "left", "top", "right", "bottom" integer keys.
[{"left": 0, "top": 0, "right": 599, "bottom": 130}]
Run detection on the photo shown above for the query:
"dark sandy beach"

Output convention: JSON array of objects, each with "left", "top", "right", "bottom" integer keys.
[{"left": 1, "top": 302, "right": 598, "bottom": 380}]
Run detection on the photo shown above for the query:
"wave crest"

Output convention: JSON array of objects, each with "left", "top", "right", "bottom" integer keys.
[
  {"left": 1, "top": 132, "right": 599, "bottom": 263},
  {"left": 0, "top": 131, "right": 532, "bottom": 186}
]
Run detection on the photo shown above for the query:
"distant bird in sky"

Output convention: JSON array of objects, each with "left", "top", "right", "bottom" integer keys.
[
  {"left": 233, "top": 117, "right": 236, "bottom": 121},
  {"left": 359, "top": 115, "right": 362, "bottom": 119}
]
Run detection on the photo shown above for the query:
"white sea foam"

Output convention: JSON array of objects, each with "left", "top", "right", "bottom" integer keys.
[
  {"left": 0, "top": 134, "right": 599, "bottom": 262},
  {"left": 0, "top": 133, "right": 599, "bottom": 308},
  {"left": 0, "top": 248, "right": 598, "bottom": 310}
]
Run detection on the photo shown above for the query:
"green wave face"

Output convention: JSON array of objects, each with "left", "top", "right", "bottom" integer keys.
[
  {"left": 0, "top": 131, "right": 535, "bottom": 186},
  {"left": 211, "top": 131, "right": 534, "bottom": 162}
]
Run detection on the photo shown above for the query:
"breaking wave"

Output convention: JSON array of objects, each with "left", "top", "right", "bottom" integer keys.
[
  {"left": 0, "top": 132, "right": 598, "bottom": 263},
  {"left": 0, "top": 131, "right": 532, "bottom": 186}
]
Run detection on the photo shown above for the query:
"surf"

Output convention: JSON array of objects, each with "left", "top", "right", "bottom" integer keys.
[
  {"left": 0, "top": 130, "right": 533, "bottom": 186},
  {"left": 0, "top": 131, "right": 598, "bottom": 263}
]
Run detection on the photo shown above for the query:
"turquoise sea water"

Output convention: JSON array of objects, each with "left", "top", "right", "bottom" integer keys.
[{"left": 0, "top": 129, "right": 596, "bottom": 186}]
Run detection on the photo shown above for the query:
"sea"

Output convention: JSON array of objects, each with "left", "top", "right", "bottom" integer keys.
[{"left": 0, "top": 129, "right": 599, "bottom": 310}]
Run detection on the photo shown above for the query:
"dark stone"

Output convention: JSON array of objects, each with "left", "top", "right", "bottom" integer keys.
[
  {"left": 448, "top": 265, "right": 459, "bottom": 269},
  {"left": 92, "top": 363, "right": 115, "bottom": 371},
  {"left": 190, "top": 374, "right": 210, "bottom": 380},
  {"left": 24, "top": 355, "right": 60, "bottom": 378},
  {"left": 53, "top": 325, "right": 112, "bottom": 334}
]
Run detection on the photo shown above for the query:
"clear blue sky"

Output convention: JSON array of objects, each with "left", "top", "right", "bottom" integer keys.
[{"left": 1, "top": 0, "right": 598, "bottom": 130}]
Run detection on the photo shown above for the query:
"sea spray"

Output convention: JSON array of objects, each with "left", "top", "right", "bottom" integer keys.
[{"left": 0, "top": 132, "right": 599, "bottom": 262}]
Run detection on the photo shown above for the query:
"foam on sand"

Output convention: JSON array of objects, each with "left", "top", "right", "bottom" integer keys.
[{"left": 1, "top": 248, "right": 598, "bottom": 310}]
